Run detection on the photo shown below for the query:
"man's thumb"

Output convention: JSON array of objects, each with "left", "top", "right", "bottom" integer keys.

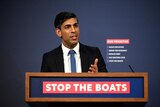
[{"left": 94, "top": 58, "right": 98, "bottom": 65}]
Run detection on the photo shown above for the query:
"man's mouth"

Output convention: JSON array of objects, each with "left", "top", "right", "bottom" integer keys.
[{"left": 71, "top": 35, "right": 77, "bottom": 40}]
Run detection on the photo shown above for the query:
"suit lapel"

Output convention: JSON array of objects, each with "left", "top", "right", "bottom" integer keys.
[
  {"left": 55, "top": 45, "right": 64, "bottom": 72},
  {"left": 80, "top": 44, "right": 89, "bottom": 72}
]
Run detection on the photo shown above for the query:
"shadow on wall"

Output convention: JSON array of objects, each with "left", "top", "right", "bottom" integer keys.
[{"left": 0, "top": 49, "right": 24, "bottom": 107}]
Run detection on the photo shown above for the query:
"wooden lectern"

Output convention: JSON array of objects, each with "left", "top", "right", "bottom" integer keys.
[{"left": 25, "top": 72, "right": 148, "bottom": 103}]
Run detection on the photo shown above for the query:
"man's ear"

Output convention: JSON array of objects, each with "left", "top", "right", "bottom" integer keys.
[{"left": 55, "top": 28, "right": 62, "bottom": 38}]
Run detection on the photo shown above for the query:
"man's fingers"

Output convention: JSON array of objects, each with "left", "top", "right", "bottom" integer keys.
[{"left": 89, "top": 65, "right": 95, "bottom": 70}]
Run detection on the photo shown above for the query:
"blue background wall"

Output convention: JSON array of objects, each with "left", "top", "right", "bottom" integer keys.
[{"left": 0, "top": 0, "right": 160, "bottom": 107}]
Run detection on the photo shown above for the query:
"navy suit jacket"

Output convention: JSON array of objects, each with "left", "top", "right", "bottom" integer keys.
[{"left": 41, "top": 43, "right": 107, "bottom": 72}]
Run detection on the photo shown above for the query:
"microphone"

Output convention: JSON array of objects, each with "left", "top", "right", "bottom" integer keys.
[{"left": 128, "top": 65, "right": 134, "bottom": 72}]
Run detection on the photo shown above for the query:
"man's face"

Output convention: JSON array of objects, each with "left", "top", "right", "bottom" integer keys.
[{"left": 56, "top": 18, "right": 80, "bottom": 49}]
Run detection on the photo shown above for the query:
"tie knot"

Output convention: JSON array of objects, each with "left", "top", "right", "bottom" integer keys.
[{"left": 69, "top": 50, "right": 75, "bottom": 55}]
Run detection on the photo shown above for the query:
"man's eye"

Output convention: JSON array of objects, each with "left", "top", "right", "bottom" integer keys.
[
  {"left": 74, "top": 24, "right": 79, "bottom": 28},
  {"left": 64, "top": 26, "right": 70, "bottom": 29}
]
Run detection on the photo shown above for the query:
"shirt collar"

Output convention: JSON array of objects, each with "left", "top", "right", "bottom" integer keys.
[{"left": 62, "top": 43, "right": 80, "bottom": 56}]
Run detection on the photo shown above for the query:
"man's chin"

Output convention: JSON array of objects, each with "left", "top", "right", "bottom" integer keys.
[
  {"left": 70, "top": 42, "right": 78, "bottom": 47},
  {"left": 71, "top": 40, "right": 78, "bottom": 44}
]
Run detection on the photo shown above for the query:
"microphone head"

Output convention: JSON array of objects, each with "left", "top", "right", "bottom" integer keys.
[{"left": 128, "top": 65, "right": 134, "bottom": 72}]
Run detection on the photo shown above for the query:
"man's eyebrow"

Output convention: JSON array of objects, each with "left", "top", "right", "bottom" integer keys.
[
  {"left": 64, "top": 24, "right": 71, "bottom": 27},
  {"left": 64, "top": 22, "right": 79, "bottom": 26}
]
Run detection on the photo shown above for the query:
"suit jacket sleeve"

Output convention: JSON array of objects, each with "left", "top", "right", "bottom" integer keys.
[{"left": 41, "top": 53, "right": 51, "bottom": 72}]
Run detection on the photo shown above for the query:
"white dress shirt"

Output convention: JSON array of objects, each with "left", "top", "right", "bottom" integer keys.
[{"left": 62, "top": 43, "right": 82, "bottom": 73}]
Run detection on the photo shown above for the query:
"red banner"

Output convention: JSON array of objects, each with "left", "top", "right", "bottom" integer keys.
[{"left": 43, "top": 81, "right": 130, "bottom": 94}]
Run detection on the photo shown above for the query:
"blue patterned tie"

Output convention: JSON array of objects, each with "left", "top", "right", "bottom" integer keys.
[{"left": 69, "top": 50, "right": 76, "bottom": 72}]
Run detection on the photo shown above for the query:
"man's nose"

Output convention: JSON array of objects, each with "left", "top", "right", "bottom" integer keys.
[{"left": 71, "top": 26, "right": 76, "bottom": 32}]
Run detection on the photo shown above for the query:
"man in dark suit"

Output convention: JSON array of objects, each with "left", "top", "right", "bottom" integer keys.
[{"left": 41, "top": 11, "right": 107, "bottom": 73}]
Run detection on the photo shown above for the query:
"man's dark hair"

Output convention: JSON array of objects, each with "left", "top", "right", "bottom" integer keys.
[{"left": 54, "top": 11, "right": 78, "bottom": 29}]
